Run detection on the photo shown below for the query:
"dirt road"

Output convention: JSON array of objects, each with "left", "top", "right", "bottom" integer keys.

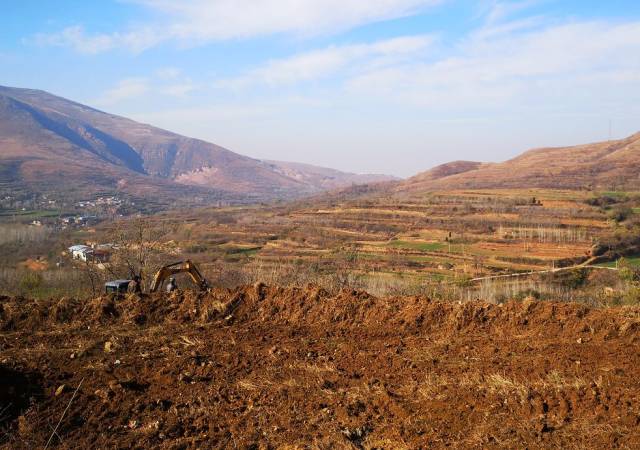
[
  {"left": 1, "top": 286, "right": 639, "bottom": 449},
  {"left": 470, "top": 264, "right": 617, "bottom": 283}
]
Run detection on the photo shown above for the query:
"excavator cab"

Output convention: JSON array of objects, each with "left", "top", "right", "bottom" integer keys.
[
  {"left": 105, "top": 279, "right": 132, "bottom": 295},
  {"left": 149, "top": 260, "right": 209, "bottom": 293}
]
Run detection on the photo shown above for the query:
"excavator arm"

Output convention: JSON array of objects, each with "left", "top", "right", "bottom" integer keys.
[{"left": 149, "top": 260, "right": 209, "bottom": 293}]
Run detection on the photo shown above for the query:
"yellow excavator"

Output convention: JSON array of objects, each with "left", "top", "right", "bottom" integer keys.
[
  {"left": 105, "top": 260, "right": 209, "bottom": 295},
  {"left": 149, "top": 260, "right": 209, "bottom": 293}
]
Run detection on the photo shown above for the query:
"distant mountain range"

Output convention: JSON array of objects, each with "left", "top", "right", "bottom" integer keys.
[
  {"left": 2, "top": 84, "right": 637, "bottom": 211},
  {"left": 399, "top": 133, "right": 640, "bottom": 192},
  {"left": 0, "top": 85, "right": 397, "bottom": 206}
]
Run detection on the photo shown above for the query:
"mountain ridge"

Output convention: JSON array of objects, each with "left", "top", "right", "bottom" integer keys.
[
  {"left": 0, "top": 85, "right": 397, "bottom": 206},
  {"left": 398, "top": 133, "right": 640, "bottom": 192}
]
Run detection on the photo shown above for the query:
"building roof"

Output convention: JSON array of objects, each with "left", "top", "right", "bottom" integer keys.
[{"left": 68, "top": 244, "right": 90, "bottom": 252}]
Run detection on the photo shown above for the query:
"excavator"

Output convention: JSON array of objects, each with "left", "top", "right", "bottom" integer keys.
[
  {"left": 104, "top": 260, "right": 209, "bottom": 295},
  {"left": 149, "top": 260, "right": 209, "bottom": 293}
]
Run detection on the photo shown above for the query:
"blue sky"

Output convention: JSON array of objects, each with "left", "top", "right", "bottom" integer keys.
[{"left": 2, "top": 0, "right": 640, "bottom": 177}]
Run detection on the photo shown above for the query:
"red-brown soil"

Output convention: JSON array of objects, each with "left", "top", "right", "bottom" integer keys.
[
  {"left": 18, "top": 259, "right": 48, "bottom": 271},
  {"left": 1, "top": 286, "right": 640, "bottom": 449}
]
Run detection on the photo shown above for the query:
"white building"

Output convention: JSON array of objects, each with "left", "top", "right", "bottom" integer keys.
[{"left": 69, "top": 245, "right": 91, "bottom": 261}]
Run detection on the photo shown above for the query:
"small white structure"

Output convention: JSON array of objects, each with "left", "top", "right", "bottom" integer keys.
[
  {"left": 69, "top": 244, "right": 91, "bottom": 261},
  {"left": 68, "top": 244, "right": 111, "bottom": 263}
]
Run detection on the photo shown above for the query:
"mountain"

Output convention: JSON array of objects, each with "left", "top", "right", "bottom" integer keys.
[
  {"left": 400, "top": 160, "right": 487, "bottom": 191},
  {"left": 0, "top": 85, "right": 395, "bottom": 207},
  {"left": 399, "top": 133, "right": 640, "bottom": 192},
  {"left": 265, "top": 160, "right": 398, "bottom": 191}
]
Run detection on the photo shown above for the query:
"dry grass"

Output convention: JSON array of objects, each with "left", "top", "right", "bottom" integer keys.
[{"left": 484, "top": 373, "right": 529, "bottom": 402}]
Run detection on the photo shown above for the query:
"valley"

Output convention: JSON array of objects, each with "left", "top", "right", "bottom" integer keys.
[
  {"left": 4, "top": 2, "right": 640, "bottom": 447},
  {"left": 3, "top": 185, "right": 640, "bottom": 306},
  {"left": 2, "top": 118, "right": 640, "bottom": 449}
]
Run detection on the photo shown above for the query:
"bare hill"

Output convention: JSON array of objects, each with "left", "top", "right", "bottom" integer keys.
[
  {"left": 266, "top": 160, "right": 398, "bottom": 190},
  {"left": 0, "top": 85, "right": 395, "bottom": 205},
  {"left": 401, "top": 160, "right": 488, "bottom": 190},
  {"left": 0, "top": 90, "right": 228, "bottom": 207},
  {"left": 400, "top": 133, "right": 640, "bottom": 192}
]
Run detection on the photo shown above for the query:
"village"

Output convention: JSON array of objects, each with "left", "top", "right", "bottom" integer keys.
[{"left": 0, "top": 191, "right": 134, "bottom": 227}]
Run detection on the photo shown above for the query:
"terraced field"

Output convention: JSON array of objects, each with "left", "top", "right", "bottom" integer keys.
[
  {"left": 132, "top": 188, "right": 626, "bottom": 298},
  {"left": 3, "top": 187, "right": 637, "bottom": 304}
]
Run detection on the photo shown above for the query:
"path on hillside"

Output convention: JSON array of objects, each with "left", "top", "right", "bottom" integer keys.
[{"left": 471, "top": 257, "right": 617, "bottom": 283}]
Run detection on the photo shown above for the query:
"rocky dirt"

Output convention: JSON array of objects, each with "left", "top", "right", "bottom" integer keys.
[{"left": 1, "top": 285, "right": 640, "bottom": 449}]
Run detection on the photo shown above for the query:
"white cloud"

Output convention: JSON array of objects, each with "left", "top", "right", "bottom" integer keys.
[
  {"left": 94, "top": 70, "right": 200, "bottom": 106},
  {"left": 216, "top": 34, "right": 434, "bottom": 88},
  {"left": 469, "top": 0, "right": 547, "bottom": 40},
  {"left": 32, "top": 26, "right": 116, "bottom": 54},
  {"left": 162, "top": 82, "right": 197, "bottom": 97},
  {"left": 136, "top": 104, "right": 276, "bottom": 124},
  {"left": 156, "top": 67, "right": 182, "bottom": 80},
  {"left": 483, "top": 0, "right": 542, "bottom": 25},
  {"left": 345, "top": 20, "right": 640, "bottom": 110},
  {"left": 142, "top": 0, "right": 441, "bottom": 40},
  {"left": 32, "top": 0, "right": 443, "bottom": 53},
  {"left": 95, "top": 78, "right": 150, "bottom": 105},
  {"left": 31, "top": 25, "right": 161, "bottom": 54}
]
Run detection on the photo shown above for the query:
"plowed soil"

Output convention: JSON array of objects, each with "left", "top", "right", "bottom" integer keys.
[{"left": 1, "top": 286, "right": 640, "bottom": 449}]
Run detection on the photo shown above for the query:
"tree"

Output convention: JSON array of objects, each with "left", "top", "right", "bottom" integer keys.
[
  {"left": 106, "top": 218, "right": 173, "bottom": 291},
  {"left": 82, "top": 259, "right": 101, "bottom": 297}
]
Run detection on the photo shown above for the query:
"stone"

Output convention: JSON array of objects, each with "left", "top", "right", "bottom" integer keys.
[{"left": 55, "top": 384, "right": 67, "bottom": 396}]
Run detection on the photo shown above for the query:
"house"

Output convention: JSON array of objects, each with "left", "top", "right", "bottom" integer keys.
[
  {"left": 69, "top": 245, "right": 90, "bottom": 260},
  {"left": 68, "top": 244, "right": 111, "bottom": 263},
  {"left": 90, "top": 249, "right": 111, "bottom": 263}
]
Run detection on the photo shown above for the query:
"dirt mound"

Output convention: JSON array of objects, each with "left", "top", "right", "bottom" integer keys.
[
  {"left": 2, "top": 288, "right": 640, "bottom": 448},
  {"left": 229, "top": 284, "right": 640, "bottom": 341},
  {"left": 18, "top": 258, "right": 48, "bottom": 271},
  {"left": 2, "top": 287, "right": 640, "bottom": 343}
]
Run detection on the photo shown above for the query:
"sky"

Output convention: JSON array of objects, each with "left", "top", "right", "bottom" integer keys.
[{"left": 2, "top": 0, "right": 640, "bottom": 177}]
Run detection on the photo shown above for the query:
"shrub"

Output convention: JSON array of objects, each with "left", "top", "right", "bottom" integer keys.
[
  {"left": 609, "top": 206, "right": 633, "bottom": 223},
  {"left": 585, "top": 196, "right": 619, "bottom": 208},
  {"left": 514, "top": 289, "right": 542, "bottom": 301},
  {"left": 19, "top": 272, "right": 44, "bottom": 292},
  {"left": 544, "top": 268, "right": 588, "bottom": 289},
  {"left": 621, "top": 285, "right": 640, "bottom": 305}
]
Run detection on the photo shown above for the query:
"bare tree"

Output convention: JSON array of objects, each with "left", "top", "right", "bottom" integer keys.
[
  {"left": 106, "top": 218, "right": 173, "bottom": 290},
  {"left": 82, "top": 259, "right": 101, "bottom": 297}
]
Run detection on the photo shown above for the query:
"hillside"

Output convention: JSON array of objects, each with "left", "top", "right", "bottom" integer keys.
[
  {"left": 0, "top": 86, "right": 394, "bottom": 206},
  {"left": 266, "top": 160, "right": 398, "bottom": 190},
  {"left": 0, "top": 90, "right": 226, "bottom": 209},
  {"left": 400, "top": 160, "right": 488, "bottom": 190},
  {"left": 400, "top": 133, "right": 640, "bottom": 192}
]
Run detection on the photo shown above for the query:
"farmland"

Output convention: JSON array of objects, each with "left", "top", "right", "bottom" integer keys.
[
  {"left": 2, "top": 187, "right": 640, "bottom": 305},
  {"left": 124, "top": 188, "right": 636, "bottom": 302}
]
